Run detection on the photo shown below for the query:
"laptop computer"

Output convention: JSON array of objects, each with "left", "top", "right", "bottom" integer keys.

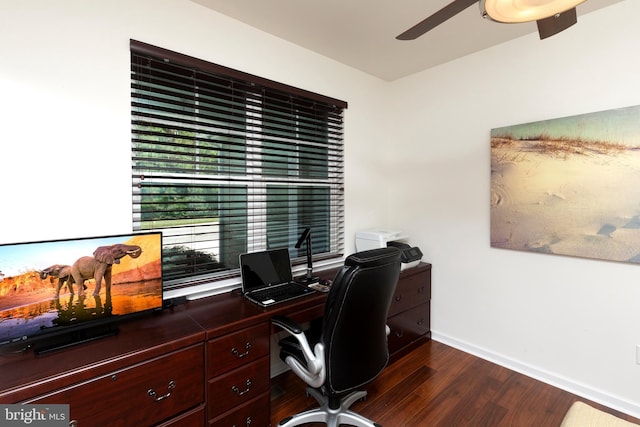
[{"left": 239, "top": 248, "right": 315, "bottom": 307}]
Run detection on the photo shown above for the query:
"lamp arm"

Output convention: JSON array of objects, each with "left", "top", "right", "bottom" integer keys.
[
  {"left": 294, "top": 228, "right": 318, "bottom": 284},
  {"left": 305, "top": 233, "right": 313, "bottom": 277}
]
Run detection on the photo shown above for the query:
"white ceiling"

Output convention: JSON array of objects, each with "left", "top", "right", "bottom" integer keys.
[{"left": 190, "top": 0, "right": 623, "bottom": 81}]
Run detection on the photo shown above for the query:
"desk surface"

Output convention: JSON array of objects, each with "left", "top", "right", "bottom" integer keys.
[{"left": 186, "top": 287, "right": 328, "bottom": 339}]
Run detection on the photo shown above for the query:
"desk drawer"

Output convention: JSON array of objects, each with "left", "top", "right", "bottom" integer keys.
[
  {"left": 388, "top": 270, "right": 430, "bottom": 317},
  {"left": 388, "top": 303, "right": 430, "bottom": 355},
  {"left": 207, "top": 356, "right": 269, "bottom": 419},
  {"left": 158, "top": 404, "right": 205, "bottom": 427},
  {"left": 207, "top": 323, "right": 270, "bottom": 377},
  {"left": 28, "top": 344, "right": 204, "bottom": 426},
  {"left": 208, "top": 392, "right": 270, "bottom": 427}
]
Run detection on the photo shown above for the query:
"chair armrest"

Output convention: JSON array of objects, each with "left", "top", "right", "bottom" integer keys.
[
  {"left": 272, "top": 315, "right": 314, "bottom": 361},
  {"left": 272, "top": 315, "right": 304, "bottom": 334},
  {"left": 271, "top": 315, "right": 326, "bottom": 387}
]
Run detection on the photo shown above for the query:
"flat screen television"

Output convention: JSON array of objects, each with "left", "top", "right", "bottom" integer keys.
[{"left": 0, "top": 232, "right": 163, "bottom": 354}]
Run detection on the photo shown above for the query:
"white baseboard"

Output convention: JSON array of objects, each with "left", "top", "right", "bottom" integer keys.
[{"left": 431, "top": 331, "right": 640, "bottom": 419}]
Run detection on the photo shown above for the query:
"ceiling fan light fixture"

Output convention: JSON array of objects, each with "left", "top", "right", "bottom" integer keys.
[{"left": 480, "top": 0, "right": 586, "bottom": 23}]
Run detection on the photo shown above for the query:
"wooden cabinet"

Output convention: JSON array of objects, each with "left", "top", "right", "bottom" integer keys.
[
  {"left": 0, "top": 309, "right": 206, "bottom": 426},
  {"left": 206, "top": 323, "right": 269, "bottom": 378},
  {"left": 157, "top": 405, "right": 206, "bottom": 427},
  {"left": 185, "top": 289, "right": 328, "bottom": 427},
  {"left": 207, "top": 357, "right": 270, "bottom": 423},
  {"left": 205, "top": 323, "right": 271, "bottom": 425},
  {"left": 208, "top": 393, "right": 270, "bottom": 427},
  {"left": 387, "top": 263, "right": 432, "bottom": 361},
  {"left": 27, "top": 344, "right": 205, "bottom": 426}
]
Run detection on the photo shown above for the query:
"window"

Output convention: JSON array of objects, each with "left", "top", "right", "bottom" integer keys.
[{"left": 130, "top": 40, "right": 346, "bottom": 293}]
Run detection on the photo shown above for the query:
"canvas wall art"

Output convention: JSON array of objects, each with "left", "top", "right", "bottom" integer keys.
[{"left": 490, "top": 105, "right": 640, "bottom": 263}]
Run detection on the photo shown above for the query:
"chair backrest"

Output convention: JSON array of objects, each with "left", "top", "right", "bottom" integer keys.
[{"left": 322, "top": 247, "right": 401, "bottom": 394}]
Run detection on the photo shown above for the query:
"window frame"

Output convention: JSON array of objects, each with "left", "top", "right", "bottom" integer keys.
[{"left": 130, "top": 40, "right": 347, "bottom": 299}]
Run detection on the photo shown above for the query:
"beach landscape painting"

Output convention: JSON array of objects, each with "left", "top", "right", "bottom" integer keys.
[{"left": 491, "top": 105, "right": 640, "bottom": 264}]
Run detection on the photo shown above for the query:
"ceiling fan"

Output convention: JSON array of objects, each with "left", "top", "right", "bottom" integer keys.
[{"left": 396, "top": 0, "right": 587, "bottom": 41}]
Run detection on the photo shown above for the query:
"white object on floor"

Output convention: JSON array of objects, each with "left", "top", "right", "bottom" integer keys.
[{"left": 561, "top": 401, "right": 639, "bottom": 427}]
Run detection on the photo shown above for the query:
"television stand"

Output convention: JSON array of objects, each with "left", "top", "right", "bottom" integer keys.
[{"left": 33, "top": 323, "right": 119, "bottom": 355}]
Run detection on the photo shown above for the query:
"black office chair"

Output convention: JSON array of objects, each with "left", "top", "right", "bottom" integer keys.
[{"left": 272, "top": 247, "right": 402, "bottom": 427}]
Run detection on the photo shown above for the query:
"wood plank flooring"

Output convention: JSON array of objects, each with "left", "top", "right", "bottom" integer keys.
[{"left": 271, "top": 340, "right": 640, "bottom": 426}]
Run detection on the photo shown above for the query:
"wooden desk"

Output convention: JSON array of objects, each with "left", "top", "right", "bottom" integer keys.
[
  {"left": 187, "top": 290, "right": 328, "bottom": 426},
  {"left": 0, "top": 263, "right": 430, "bottom": 426}
]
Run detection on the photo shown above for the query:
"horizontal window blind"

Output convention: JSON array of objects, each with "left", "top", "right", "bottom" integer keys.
[{"left": 130, "top": 40, "right": 346, "bottom": 291}]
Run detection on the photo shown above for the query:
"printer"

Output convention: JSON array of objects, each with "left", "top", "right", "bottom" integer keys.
[{"left": 355, "top": 229, "right": 422, "bottom": 270}]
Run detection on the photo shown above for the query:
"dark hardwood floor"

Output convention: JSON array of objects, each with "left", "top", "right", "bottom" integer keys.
[{"left": 271, "top": 340, "right": 640, "bottom": 426}]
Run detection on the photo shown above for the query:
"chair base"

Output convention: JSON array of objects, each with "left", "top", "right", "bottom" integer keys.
[{"left": 278, "top": 387, "right": 382, "bottom": 427}]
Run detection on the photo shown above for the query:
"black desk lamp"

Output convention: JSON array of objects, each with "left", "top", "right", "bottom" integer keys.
[{"left": 294, "top": 227, "right": 320, "bottom": 285}]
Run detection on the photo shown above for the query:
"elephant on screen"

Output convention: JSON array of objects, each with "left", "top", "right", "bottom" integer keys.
[
  {"left": 71, "top": 243, "right": 142, "bottom": 297},
  {"left": 39, "top": 264, "right": 87, "bottom": 297}
]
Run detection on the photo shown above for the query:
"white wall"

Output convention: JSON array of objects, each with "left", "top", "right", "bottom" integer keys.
[
  {"left": 0, "top": 0, "right": 390, "bottom": 248},
  {"left": 388, "top": 0, "right": 640, "bottom": 416},
  {"left": 2, "top": 0, "right": 640, "bottom": 418}
]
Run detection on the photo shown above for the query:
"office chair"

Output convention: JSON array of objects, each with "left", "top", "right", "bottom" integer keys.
[{"left": 272, "top": 247, "right": 402, "bottom": 427}]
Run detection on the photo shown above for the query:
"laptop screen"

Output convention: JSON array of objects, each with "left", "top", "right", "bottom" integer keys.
[{"left": 239, "top": 248, "right": 294, "bottom": 293}]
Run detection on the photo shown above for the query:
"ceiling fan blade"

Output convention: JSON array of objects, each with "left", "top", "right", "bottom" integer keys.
[
  {"left": 396, "top": 0, "right": 479, "bottom": 40},
  {"left": 536, "top": 7, "right": 577, "bottom": 39}
]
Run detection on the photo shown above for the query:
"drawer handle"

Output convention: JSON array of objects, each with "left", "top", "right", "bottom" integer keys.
[
  {"left": 418, "top": 286, "right": 425, "bottom": 294},
  {"left": 231, "top": 342, "right": 252, "bottom": 358},
  {"left": 147, "top": 380, "right": 176, "bottom": 402},
  {"left": 232, "top": 416, "right": 252, "bottom": 427},
  {"left": 231, "top": 379, "right": 252, "bottom": 396},
  {"left": 395, "top": 295, "right": 402, "bottom": 302},
  {"left": 395, "top": 330, "right": 404, "bottom": 338},
  {"left": 417, "top": 318, "right": 424, "bottom": 326}
]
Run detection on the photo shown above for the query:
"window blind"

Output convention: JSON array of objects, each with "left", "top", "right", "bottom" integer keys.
[{"left": 130, "top": 40, "right": 346, "bottom": 291}]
